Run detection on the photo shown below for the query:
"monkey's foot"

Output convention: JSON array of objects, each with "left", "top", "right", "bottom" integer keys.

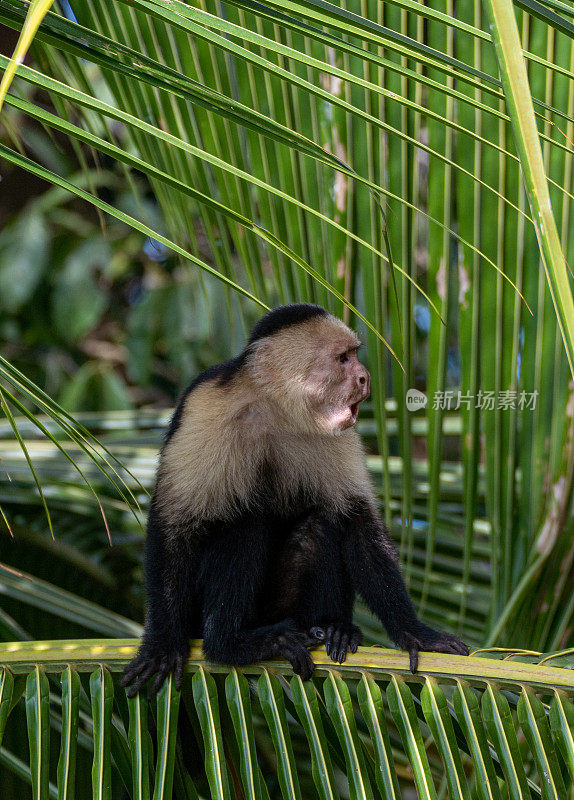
[
  {"left": 271, "top": 627, "right": 317, "bottom": 680},
  {"left": 121, "top": 644, "right": 188, "bottom": 698},
  {"left": 395, "top": 625, "right": 469, "bottom": 673},
  {"left": 309, "top": 622, "right": 362, "bottom": 664}
]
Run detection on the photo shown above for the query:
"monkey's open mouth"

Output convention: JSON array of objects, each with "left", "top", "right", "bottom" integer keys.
[{"left": 349, "top": 402, "right": 359, "bottom": 423}]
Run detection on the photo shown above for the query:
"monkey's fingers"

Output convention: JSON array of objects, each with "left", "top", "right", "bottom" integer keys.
[
  {"left": 324, "top": 625, "right": 337, "bottom": 659},
  {"left": 149, "top": 662, "right": 171, "bottom": 698},
  {"left": 335, "top": 633, "right": 349, "bottom": 664},
  {"left": 329, "top": 627, "right": 342, "bottom": 661},
  {"left": 323, "top": 623, "right": 362, "bottom": 663},
  {"left": 282, "top": 643, "right": 315, "bottom": 681},
  {"left": 447, "top": 635, "right": 469, "bottom": 656},
  {"left": 125, "top": 660, "right": 160, "bottom": 698},
  {"left": 403, "top": 629, "right": 469, "bottom": 672},
  {"left": 121, "top": 653, "right": 154, "bottom": 687},
  {"left": 148, "top": 652, "right": 186, "bottom": 698},
  {"left": 148, "top": 654, "right": 171, "bottom": 698},
  {"left": 408, "top": 645, "right": 419, "bottom": 674},
  {"left": 426, "top": 635, "right": 469, "bottom": 657},
  {"left": 294, "top": 649, "right": 315, "bottom": 681},
  {"left": 349, "top": 627, "right": 362, "bottom": 654},
  {"left": 395, "top": 631, "right": 422, "bottom": 673}
]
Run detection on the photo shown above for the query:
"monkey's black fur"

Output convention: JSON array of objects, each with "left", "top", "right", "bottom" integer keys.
[
  {"left": 247, "top": 302, "right": 327, "bottom": 345},
  {"left": 122, "top": 304, "right": 468, "bottom": 698}
]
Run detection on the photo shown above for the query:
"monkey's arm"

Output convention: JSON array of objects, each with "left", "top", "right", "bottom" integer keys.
[
  {"left": 121, "top": 503, "right": 198, "bottom": 697},
  {"left": 341, "top": 498, "right": 468, "bottom": 671}
]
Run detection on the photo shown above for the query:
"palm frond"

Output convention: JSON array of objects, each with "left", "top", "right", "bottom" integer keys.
[{"left": 0, "top": 642, "right": 572, "bottom": 798}]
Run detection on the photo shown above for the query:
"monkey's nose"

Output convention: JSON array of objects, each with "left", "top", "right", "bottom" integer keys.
[{"left": 357, "top": 370, "right": 370, "bottom": 398}]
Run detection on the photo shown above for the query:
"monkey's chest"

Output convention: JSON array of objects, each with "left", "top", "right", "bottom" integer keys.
[
  {"left": 258, "top": 513, "right": 326, "bottom": 621},
  {"left": 260, "top": 445, "right": 353, "bottom": 514}
]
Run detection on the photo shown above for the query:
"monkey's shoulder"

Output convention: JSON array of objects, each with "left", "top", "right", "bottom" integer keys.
[
  {"left": 167, "top": 366, "right": 269, "bottom": 443},
  {"left": 164, "top": 356, "right": 248, "bottom": 443},
  {"left": 155, "top": 370, "right": 269, "bottom": 522}
]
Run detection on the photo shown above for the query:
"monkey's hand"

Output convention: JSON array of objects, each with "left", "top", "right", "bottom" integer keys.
[
  {"left": 394, "top": 623, "right": 469, "bottom": 673},
  {"left": 310, "top": 623, "right": 362, "bottom": 664},
  {"left": 121, "top": 640, "right": 189, "bottom": 698},
  {"left": 270, "top": 625, "right": 320, "bottom": 681}
]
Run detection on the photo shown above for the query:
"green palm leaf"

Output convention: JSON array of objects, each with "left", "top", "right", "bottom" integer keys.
[{"left": 0, "top": 641, "right": 572, "bottom": 798}]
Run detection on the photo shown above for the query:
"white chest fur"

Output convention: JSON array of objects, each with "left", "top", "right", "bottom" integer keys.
[{"left": 157, "top": 380, "right": 372, "bottom": 524}]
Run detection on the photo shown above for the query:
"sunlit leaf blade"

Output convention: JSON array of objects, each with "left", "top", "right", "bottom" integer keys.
[
  {"left": 90, "top": 666, "right": 114, "bottom": 800},
  {"left": 192, "top": 667, "right": 230, "bottom": 800},
  {"left": 0, "top": 1, "right": 360, "bottom": 178},
  {"left": 224, "top": 0, "right": 497, "bottom": 88},
  {"left": 387, "top": 675, "right": 438, "bottom": 800},
  {"left": 257, "top": 670, "right": 302, "bottom": 800},
  {"left": 517, "top": 685, "right": 566, "bottom": 800},
  {"left": 549, "top": 691, "right": 574, "bottom": 781},
  {"left": 483, "top": 0, "right": 574, "bottom": 375},
  {"left": 114, "top": 0, "right": 526, "bottom": 238},
  {"left": 481, "top": 683, "right": 530, "bottom": 799},
  {"left": 26, "top": 666, "right": 50, "bottom": 800},
  {"left": 290, "top": 675, "right": 338, "bottom": 800},
  {"left": 420, "top": 677, "right": 471, "bottom": 800},
  {"left": 0, "top": 0, "right": 53, "bottom": 110},
  {"left": 225, "top": 669, "right": 266, "bottom": 800},
  {"left": 153, "top": 675, "right": 181, "bottom": 800},
  {"left": 356, "top": 673, "right": 400, "bottom": 800},
  {"left": 128, "top": 691, "right": 151, "bottom": 800},
  {"left": 324, "top": 672, "right": 374, "bottom": 800},
  {"left": 57, "top": 667, "right": 80, "bottom": 800},
  {"left": 120, "top": 0, "right": 492, "bottom": 144},
  {"left": 452, "top": 681, "right": 502, "bottom": 800}
]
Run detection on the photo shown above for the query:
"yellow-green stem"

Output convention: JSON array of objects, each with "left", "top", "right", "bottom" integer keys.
[{"left": 483, "top": 0, "right": 574, "bottom": 375}]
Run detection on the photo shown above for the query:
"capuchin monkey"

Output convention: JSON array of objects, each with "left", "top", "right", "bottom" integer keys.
[{"left": 122, "top": 304, "right": 468, "bottom": 697}]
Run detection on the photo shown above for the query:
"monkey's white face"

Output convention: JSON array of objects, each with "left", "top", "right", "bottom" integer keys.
[
  {"left": 249, "top": 315, "right": 370, "bottom": 435},
  {"left": 306, "top": 337, "right": 371, "bottom": 433}
]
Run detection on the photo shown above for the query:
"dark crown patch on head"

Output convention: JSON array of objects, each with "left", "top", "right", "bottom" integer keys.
[{"left": 248, "top": 304, "right": 328, "bottom": 346}]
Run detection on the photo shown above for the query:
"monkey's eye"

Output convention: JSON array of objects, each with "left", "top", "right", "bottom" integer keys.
[{"left": 338, "top": 352, "right": 349, "bottom": 364}]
